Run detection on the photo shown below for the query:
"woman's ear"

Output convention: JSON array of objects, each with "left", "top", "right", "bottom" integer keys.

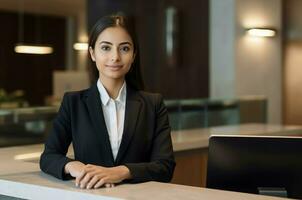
[{"left": 89, "top": 46, "right": 96, "bottom": 62}]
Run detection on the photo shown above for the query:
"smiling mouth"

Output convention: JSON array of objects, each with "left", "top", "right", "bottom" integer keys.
[{"left": 106, "top": 65, "right": 123, "bottom": 70}]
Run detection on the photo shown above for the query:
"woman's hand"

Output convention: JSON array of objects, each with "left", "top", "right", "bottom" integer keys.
[
  {"left": 64, "top": 161, "right": 86, "bottom": 178},
  {"left": 76, "top": 165, "right": 131, "bottom": 189}
]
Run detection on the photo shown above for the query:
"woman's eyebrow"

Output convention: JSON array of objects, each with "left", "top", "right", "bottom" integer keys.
[
  {"left": 99, "top": 41, "right": 132, "bottom": 46},
  {"left": 99, "top": 41, "right": 112, "bottom": 45},
  {"left": 119, "top": 42, "right": 132, "bottom": 46}
]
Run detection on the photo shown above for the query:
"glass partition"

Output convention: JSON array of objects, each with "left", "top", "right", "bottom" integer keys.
[
  {"left": 166, "top": 97, "right": 267, "bottom": 130},
  {"left": 0, "top": 97, "right": 267, "bottom": 147},
  {"left": 0, "top": 107, "right": 57, "bottom": 147}
]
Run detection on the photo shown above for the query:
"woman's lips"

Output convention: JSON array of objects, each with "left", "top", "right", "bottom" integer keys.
[{"left": 106, "top": 64, "right": 123, "bottom": 71}]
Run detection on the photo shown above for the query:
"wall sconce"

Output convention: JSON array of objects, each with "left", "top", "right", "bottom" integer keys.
[
  {"left": 14, "top": 0, "right": 53, "bottom": 55},
  {"left": 246, "top": 28, "right": 276, "bottom": 37},
  {"left": 73, "top": 42, "right": 88, "bottom": 51}
]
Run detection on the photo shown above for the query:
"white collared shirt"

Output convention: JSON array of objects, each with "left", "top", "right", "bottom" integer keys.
[{"left": 97, "top": 79, "right": 126, "bottom": 160}]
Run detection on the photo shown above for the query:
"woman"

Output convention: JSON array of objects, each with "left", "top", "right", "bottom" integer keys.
[{"left": 40, "top": 14, "right": 175, "bottom": 189}]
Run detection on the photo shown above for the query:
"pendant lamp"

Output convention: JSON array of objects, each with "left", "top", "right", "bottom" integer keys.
[{"left": 14, "top": 0, "right": 54, "bottom": 55}]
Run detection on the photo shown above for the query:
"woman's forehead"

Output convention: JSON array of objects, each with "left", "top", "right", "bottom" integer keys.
[{"left": 96, "top": 26, "right": 133, "bottom": 44}]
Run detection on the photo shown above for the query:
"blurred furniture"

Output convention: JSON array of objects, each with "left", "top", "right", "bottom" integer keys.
[
  {"left": 0, "top": 89, "right": 28, "bottom": 109},
  {"left": 53, "top": 70, "right": 90, "bottom": 100}
]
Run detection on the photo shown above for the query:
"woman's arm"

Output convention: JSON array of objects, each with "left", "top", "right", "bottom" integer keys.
[
  {"left": 39, "top": 94, "right": 75, "bottom": 180},
  {"left": 124, "top": 94, "right": 176, "bottom": 183}
]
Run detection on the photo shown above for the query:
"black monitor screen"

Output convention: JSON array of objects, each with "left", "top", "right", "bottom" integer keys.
[{"left": 206, "top": 135, "right": 302, "bottom": 199}]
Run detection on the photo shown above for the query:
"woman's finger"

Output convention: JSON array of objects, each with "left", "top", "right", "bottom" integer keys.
[
  {"left": 86, "top": 175, "right": 101, "bottom": 189},
  {"left": 94, "top": 178, "right": 106, "bottom": 189},
  {"left": 79, "top": 172, "right": 95, "bottom": 189},
  {"left": 75, "top": 168, "right": 87, "bottom": 187}
]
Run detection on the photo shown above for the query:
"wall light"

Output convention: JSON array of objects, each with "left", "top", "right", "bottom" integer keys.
[
  {"left": 246, "top": 28, "right": 276, "bottom": 37},
  {"left": 73, "top": 42, "right": 88, "bottom": 51},
  {"left": 15, "top": 43, "right": 53, "bottom": 54}
]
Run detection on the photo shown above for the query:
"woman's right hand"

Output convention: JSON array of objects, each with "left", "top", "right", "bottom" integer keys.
[
  {"left": 64, "top": 161, "right": 86, "bottom": 179},
  {"left": 64, "top": 161, "right": 114, "bottom": 188}
]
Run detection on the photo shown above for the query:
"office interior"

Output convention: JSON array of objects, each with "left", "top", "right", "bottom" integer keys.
[{"left": 1, "top": 0, "right": 302, "bottom": 199}]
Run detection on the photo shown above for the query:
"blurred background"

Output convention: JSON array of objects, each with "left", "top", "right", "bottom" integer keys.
[{"left": 0, "top": 0, "right": 302, "bottom": 146}]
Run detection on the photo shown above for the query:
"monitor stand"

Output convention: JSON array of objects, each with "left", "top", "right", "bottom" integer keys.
[{"left": 257, "top": 187, "right": 288, "bottom": 198}]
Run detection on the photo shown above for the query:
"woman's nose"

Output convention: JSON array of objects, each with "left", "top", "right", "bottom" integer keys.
[{"left": 111, "top": 49, "right": 121, "bottom": 62}]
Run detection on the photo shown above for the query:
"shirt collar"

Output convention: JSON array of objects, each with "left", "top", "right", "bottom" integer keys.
[{"left": 97, "top": 79, "right": 126, "bottom": 106}]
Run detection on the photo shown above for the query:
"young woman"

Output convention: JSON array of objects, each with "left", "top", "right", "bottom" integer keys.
[{"left": 40, "top": 14, "right": 175, "bottom": 189}]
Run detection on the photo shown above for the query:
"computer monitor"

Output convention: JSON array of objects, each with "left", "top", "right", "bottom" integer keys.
[{"left": 206, "top": 135, "right": 302, "bottom": 199}]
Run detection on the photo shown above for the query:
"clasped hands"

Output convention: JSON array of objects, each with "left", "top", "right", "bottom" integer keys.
[{"left": 64, "top": 161, "right": 131, "bottom": 189}]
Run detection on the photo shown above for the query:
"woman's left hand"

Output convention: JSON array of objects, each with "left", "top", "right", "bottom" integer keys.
[{"left": 76, "top": 164, "right": 131, "bottom": 189}]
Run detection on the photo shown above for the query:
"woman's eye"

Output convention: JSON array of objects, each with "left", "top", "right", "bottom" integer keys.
[
  {"left": 101, "top": 46, "right": 110, "bottom": 51},
  {"left": 120, "top": 46, "right": 130, "bottom": 52}
]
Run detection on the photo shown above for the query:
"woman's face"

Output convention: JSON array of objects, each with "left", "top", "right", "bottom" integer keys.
[{"left": 89, "top": 26, "right": 135, "bottom": 82}]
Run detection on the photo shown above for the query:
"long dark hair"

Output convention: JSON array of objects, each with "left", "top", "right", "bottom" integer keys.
[{"left": 88, "top": 13, "right": 144, "bottom": 91}]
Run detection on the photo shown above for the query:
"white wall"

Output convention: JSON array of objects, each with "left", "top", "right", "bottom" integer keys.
[
  {"left": 235, "top": 0, "right": 282, "bottom": 123},
  {"left": 210, "top": 0, "right": 282, "bottom": 123}
]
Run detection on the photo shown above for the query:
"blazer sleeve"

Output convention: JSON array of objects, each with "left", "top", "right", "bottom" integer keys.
[
  {"left": 40, "top": 93, "right": 74, "bottom": 180},
  {"left": 124, "top": 94, "right": 176, "bottom": 183}
]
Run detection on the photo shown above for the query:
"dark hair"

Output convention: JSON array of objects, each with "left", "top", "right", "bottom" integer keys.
[{"left": 88, "top": 13, "right": 144, "bottom": 91}]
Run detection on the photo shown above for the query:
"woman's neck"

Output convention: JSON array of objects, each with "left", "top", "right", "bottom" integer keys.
[{"left": 99, "top": 76, "right": 125, "bottom": 99}]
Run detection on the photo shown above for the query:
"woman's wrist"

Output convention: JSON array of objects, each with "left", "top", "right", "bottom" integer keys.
[
  {"left": 64, "top": 161, "right": 80, "bottom": 174},
  {"left": 64, "top": 161, "right": 72, "bottom": 174},
  {"left": 119, "top": 165, "right": 132, "bottom": 180}
]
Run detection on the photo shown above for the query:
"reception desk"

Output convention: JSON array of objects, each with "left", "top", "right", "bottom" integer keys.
[
  {"left": 0, "top": 145, "right": 287, "bottom": 200},
  {"left": 1, "top": 123, "right": 301, "bottom": 199}
]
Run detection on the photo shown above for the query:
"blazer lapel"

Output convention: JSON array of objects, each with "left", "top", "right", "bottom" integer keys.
[
  {"left": 84, "top": 85, "right": 114, "bottom": 165},
  {"left": 115, "top": 86, "right": 141, "bottom": 164}
]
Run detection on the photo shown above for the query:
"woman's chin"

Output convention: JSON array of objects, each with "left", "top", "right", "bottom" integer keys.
[{"left": 104, "top": 73, "right": 126, "bottom": 80}]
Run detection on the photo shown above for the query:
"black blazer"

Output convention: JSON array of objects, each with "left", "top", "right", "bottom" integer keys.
[{"left": 40, "top": 84, "right": 175, "bottom": 183}]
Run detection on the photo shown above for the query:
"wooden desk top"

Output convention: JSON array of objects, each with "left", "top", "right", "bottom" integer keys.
[
  {"left": 172, "top": 123, "right": 302, "bottom": 151},
  {"left": 0, "top": 160, "right": 287, "bottom": 200}
]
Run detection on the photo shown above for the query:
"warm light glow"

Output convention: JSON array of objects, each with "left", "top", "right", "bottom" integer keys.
[
  {"left": 14, "top": 152, "right": 41, "bottom": 160},
  {"left": 73, "top": 42, "right": 88, "bottom": 51},
  {"left": 14, "top": 44, "right": 53, "bottom": 54},
  {"left": 246, "top": 28, "right": 276, "bottom": 37}
]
